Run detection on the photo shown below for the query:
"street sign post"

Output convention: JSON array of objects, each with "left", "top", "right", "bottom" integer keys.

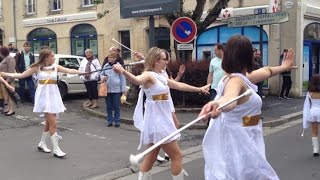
[
  {"left": 171, "top": 17, "right": 197, "bottom": 44},
  {"left": 227, "top": 11, "right": 289, "bottom": 27}
]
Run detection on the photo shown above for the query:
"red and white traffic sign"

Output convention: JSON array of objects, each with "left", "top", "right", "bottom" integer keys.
[{"left": 171, "top": 17, "right": 197, "bottom": 44}]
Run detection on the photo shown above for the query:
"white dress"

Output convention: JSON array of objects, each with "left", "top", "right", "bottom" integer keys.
[
  {"left": 302, "top": 92, "right": 320, "bottom": 129},
  {"left": 202, "top": 73, "right": 279, "bottom": 180},
  {"left": 33, "top": 65, "right": 66, "bottom": 113},
  {"left": 133, "top": 72, "right": 178, "bottom": 149}
]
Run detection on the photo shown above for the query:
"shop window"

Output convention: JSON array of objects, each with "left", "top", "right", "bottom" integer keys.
[
  {"left": 26, "top": 0, "right": 36, "bottom": 14},
  {"left": 119, "top": 31, "right": 131, "bottom": 60},
  {"left": 27, "top": 28, "right": 57, "bottom": 54},
  {"left": 70, "top": 24, "right": 98, "bottom": 57}
]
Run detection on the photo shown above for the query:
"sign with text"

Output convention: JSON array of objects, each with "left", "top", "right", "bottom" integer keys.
[
  {"left": 177, "top": 44, "right": 193, "bottom": 50},
  {"left": 120, "top": 0, "right": 180, "bottom": 19},
  {"left": 227, "top": 11, "right": 289, "bottom": 27}
]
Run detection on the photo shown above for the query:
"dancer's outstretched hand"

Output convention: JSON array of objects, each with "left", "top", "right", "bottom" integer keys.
[
  {"left": 198, "top": 101, "right": 221, "bottom": 122},
  {"left": 113, "top": 64, "right": 126, "bottom": 74}
]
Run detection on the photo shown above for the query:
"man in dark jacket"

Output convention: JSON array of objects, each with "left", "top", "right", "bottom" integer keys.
[
  {"left": 279, "top": 49, "right": 292, "bottom": 99},
  {"left": 253, "top": 48, "right": 264, "bottom": 98},
  {"left": 15, "top": 41, "right": 35, "bottom": 103}
]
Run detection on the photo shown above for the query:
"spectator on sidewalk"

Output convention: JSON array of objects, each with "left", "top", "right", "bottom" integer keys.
[
  {"left": 113, "top": 47, "right": 210, "bottom": 180},
  {"left": 302, "top": 74, "right": 320, "bottom": 156},
  {"left": 79, "top": 49, "right": 101, "bottom": 108},
  {"left": 207, "top": 43, "right": 225, "bottom": 101},
  {"left": 253, "top": 48, "right": 265, "bottom": 98},
  {"left": 0, "top": 46, "right": 16, "bottom": 116},
  {"left": 102, "top": 46, "right": 124, "bottom": 67},
  {"left": 199, "top": 35, "right": 296, "bottom": 180},
  {"left": 279, "top": 49, "right": 292, "bottom": 99},
  {"left": 100, "top": 49, "right": 126, "bottom": 128},
  {"left": 8, "top": 43, "right": 18, "bottom": 53},
  {"left": 15, "top": 41, "right": 36, "bottom": 103}
]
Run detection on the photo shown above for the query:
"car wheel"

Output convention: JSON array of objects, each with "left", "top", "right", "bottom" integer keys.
[{"left": 57, "top": 82, "right": 67, "bottom": 99}]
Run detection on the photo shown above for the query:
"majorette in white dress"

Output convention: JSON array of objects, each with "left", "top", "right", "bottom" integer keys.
[
  {"left": 303, "top": 92, "right": 320, "bottom": 130},
  {"left": 202, "top": 73, "right": 279, "bottom": 180},
  {"left": 33, "top": 65, "right": 66, "bottom": 114},
  {"left": 133, "top": 72, "right": 178, "bottom": 149}
]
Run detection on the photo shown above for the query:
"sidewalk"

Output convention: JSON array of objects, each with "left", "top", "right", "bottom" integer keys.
[{"left": 84, "top": 95, "right": 304, "bottom": 129}]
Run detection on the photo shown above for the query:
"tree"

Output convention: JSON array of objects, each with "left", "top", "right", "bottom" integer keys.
[{"left": 93, "top": 0, "right": 109, "bottom": 19}]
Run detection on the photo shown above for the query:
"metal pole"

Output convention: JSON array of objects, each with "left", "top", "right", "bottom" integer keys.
[
  {"left": 149, "top": 15, "right": 155, "bottom": 48},
  {"left": 259, "top": 25, "right": 263, "bottom": 58}
]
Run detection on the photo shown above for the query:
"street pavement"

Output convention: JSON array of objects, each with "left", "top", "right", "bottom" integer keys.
[{"left": 0, "top": 95, "right": 306, "bottom": 180}]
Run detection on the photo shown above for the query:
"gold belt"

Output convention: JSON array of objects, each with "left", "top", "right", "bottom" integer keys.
[
  {"left": 152, "top": 93, "right": 169, "bottom": 101},
  {"left": 38, "top": 79, "right": 57, "bottom": 84},
  {"left": 242, "top": 115, "right": 261, "bottom": 126}
]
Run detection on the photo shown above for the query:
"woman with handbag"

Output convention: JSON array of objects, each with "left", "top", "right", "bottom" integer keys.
[
  {"left": 100, "top": 55, "right": 126, "bottom": 128},
  {"left": 79, "top": 49, "right": 101, "bottom": 108}
]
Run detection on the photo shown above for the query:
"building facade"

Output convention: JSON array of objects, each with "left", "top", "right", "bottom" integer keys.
[{"left": 0, "top": 0, "right": 319, "bottom": 96}]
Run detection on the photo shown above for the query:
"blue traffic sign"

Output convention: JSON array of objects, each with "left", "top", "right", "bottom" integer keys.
[{"left": 171, "top": 17, "right": 197, "bottom": 43}]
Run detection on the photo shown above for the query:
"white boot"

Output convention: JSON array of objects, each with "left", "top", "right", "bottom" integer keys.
[
  {"left": 51, "top": 132, "right": 66, "bottom": 158},
  {"left": 172, "top": 169, "right": 188, "bottom": 180},
  {"left": 37, "top": 131, "right": 51, "bottom": 153},
  {"left": 38, "top": 131, "right": 51, "bottom": 153},
  {"left": 312, "top": 137, "right": 319, "bottom": 156},
  {"left": 138, "top": 171, "right": 152, "bottom": 180},
  {"left": 156, "top": 155, "right": 165, "bottom": 163}
]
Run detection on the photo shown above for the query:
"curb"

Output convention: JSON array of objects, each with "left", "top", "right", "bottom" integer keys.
[{"left": 83, "top": 103, "right": 303, "bottom": 129}]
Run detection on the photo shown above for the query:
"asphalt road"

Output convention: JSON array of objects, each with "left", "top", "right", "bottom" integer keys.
[
  {"left": 119, "top": 120, "right": 320, "bottom": 180},
  {"left": 0, "top": 98, "right": 206, "bottom": 180}
]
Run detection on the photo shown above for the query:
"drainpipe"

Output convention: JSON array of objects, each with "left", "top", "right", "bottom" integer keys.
[{"left": 11, "top": 0, "right": 17, "bottom": 44}]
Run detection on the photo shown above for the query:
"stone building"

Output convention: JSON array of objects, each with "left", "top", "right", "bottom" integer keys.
[{"left": 0, "top": 0, "right": 319, "bottom": 96}]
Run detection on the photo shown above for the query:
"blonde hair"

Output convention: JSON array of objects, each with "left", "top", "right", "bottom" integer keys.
[
  {"left": 31, "top": 48, "right": 53, "bottom": 68},
  {"left": 144, "top": 47, "right": 164, "bottom": 72},
  {"left": 85, "top": 49, "right": 93, "bottom": 55}
]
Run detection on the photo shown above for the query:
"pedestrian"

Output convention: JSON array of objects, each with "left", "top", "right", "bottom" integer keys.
[
  {"left": 8, "top": 43, "right": 18, "bottom": 53},
  {"left": 253, "top": 48, "right": 265, "bottom": 98},
  {"left": 79, "top": 49, "right": 101, "bottom": 108},
  {"left": 15, "top": 41, "right": 36, "bottom": 103},
  {"left": 100, "top": 50, "right": 127, "bottom": 128},
  {"left": 302, "top": 74, "right": 320, "bottom": 156},
  {"left": 279, "top": 49, "right": 292, "bottom": 99},
  {"left": 199, "top": 35, "right": 296, "bottom": 180},
  {"left": 0, "top": 47, "right": 84, "bottom": 158},
  {"left": 113, "top": 47, "right": 210, "bottom": 180},
  {"left": 102, "top": 46, "right": 124, "bottom": 67},
  {"left": 0, "top": 46, "right": 16, "bottom": 116},
  {"left": 207, "top": 43, "right": 225, "bottom": 101}
]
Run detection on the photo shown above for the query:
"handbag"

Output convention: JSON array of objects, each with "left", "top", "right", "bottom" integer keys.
[{"left": 98, "top": 81, "right": 108, "bottom": 97}]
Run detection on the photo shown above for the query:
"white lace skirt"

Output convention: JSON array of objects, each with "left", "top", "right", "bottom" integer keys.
[{"left": 33, "top": 84, "right": 66, "bottom": 114}]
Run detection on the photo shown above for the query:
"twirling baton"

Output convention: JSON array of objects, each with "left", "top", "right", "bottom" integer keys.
[
  {"left": 129, "top": 89, "right": 254, "bottom": 166},
  {"left": 112, "top": 38, "right": 136, "bottom": 53}
]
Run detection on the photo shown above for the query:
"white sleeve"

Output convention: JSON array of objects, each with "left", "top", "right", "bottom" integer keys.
[{"left": 302, "top": 92, "right": 311, "bottom": 129}]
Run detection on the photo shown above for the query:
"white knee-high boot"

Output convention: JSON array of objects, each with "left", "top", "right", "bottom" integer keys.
[
  {"left": 312, "top": 137, "right": 319, "bottom": 156},
  {"left": 172, "top": 169, "right": 188, "bottom": 180},
  {"left": 138, "top": 171, "right": 152, "bottom": 180},
  {"left": 38, "top": 131, "right": 51, "bottom": 153},
  {"left": 51, "top": 132, "right": 66, "bottom": 158}
]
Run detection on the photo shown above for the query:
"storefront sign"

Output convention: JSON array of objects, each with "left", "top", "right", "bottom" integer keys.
[
  {"left": 23, "top": 12, "right": 97, "bottom": 27},
  {"left": 227, "top": 11, "right": 289, "bottom": 27}
]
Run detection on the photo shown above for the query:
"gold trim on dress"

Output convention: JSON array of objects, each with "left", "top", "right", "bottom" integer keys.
[
  {"left": 38, "top": 79, "right": 57, "bottom": 84},
  {"left": 242, "top": 115, "right": 261, "bottom": 126},
  {"left": 152, "top": 93, "right": 169, "bottom": 101}
]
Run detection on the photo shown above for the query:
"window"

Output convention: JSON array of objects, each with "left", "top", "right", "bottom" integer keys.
[
  {"left": 119, "top": 31, "right": 131, "bottom": 60},
  {"left": 0, "top": 0, "right": 3, "bottom": 18},
  {"left": 59, "top": 58, "right": 80, "bottom": 69},
  {"left": 26, "top": 0, "right": 36, "bottom": 14},
  {"left": 82, "top": 0, "right": 93, "bottom": 7},
  {"left": 51, "top": 0, "right": 61, "bottom": 11}
]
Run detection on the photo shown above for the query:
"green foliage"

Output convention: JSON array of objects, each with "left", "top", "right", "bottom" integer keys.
[
  {"left": 93, "top": 0, "right": 104, "bottom": 4},
  {"left": 97, "top": 10, "right": 109, "bottom": 19}
]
